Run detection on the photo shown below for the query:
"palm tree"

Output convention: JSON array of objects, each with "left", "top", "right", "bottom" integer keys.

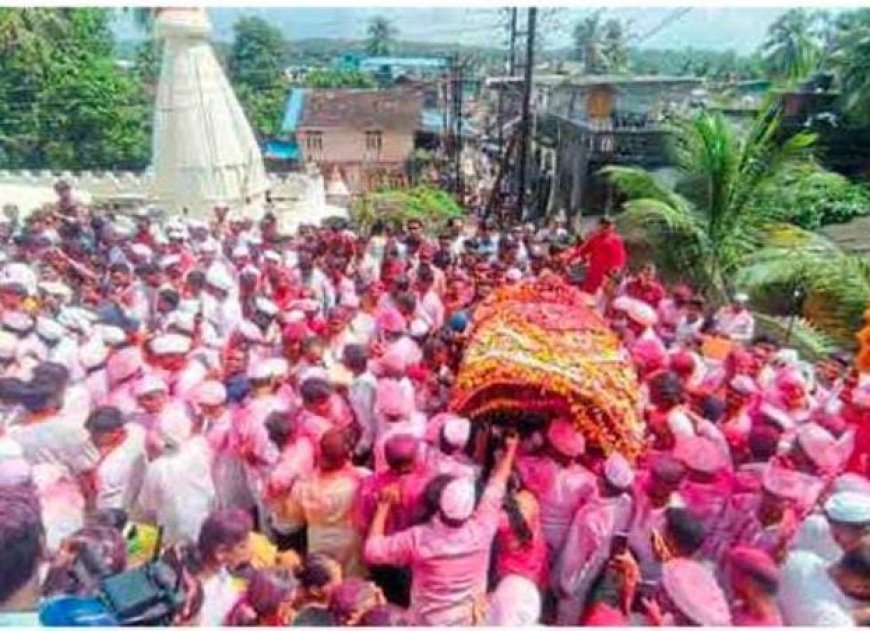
[
  {"left": 761, "top": 9, "right": 823, "bottom": 83},
  {"left": 738, "top": 224, "right": 870, "bottom": 347},
  {"left": 366, "top": 16, "right": 397, "bottom": 57},
  {"left": 602, "top": 105, "right": 816, "bottom": 300},
  {"left": 828, "top": 10, "right": 870, "bottom": 125}
]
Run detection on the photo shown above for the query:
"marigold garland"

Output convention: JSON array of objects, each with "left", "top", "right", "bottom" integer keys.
[{"left": 451, "top": 277, "right": 643, "bottom": 460}]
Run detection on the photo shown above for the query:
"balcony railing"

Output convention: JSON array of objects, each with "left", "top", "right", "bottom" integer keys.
[{"left": 537, "top": 113, "right": 672, "bottom": 167}]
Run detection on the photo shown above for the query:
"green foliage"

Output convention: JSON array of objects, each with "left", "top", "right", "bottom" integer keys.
[
  {"left": 301, "top": 68, "right": 375, "bottom": 89},
  {"left": 0, "top": 8, "right": 150, "bottom": 170},
  {"left": 827, "top": 9, "right": 870, "bottom": 126},
  {"left": 627, "top": 47, "right": 764, "bottom": 79},
  {"left": 603, "top": 107, "right": 816, "bottom": 300},
  {"left": 751, "top": 161, "right": 870, "bottom": 230},
  {"left": 572, "top": 11, "right": 630, "bottom": 74},
  {"left": 366, "top": 16, "right": 397, "bottom": 57},
  {"left": 761, "top": 9, "right": 826, "bottom": 83},
  {"left": 227, "top": 16, "right": 289, "bottom": 140},
  {"left": 350, "top": 185, "right": 464, "bottom": 233},
  {"left": 739, "top": 225, "right": 870, "bottom": 346}
]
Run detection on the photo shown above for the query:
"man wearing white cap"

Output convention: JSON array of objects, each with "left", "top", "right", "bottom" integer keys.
[
  {"left": 129, "top": 374, "right": 192, "bottom": 456},
  {"left": 200, "top": 264, "right": 242, "bottom": 349},
  {"left": 364, "top": 432, "right": 520, "bottom": 626},
  {"left": 714, "top": 292, "right": 755, "bottom": 343},
  {"left": 555, "top": 452, "right": 636, "bottom": 624},
  {"left": 426, "top": 416, "right": 480, "bottom": 480}
]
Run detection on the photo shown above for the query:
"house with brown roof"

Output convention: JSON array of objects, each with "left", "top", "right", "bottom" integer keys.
[{"left": 296, "top": 88, "right": 425, "bottom": 194}]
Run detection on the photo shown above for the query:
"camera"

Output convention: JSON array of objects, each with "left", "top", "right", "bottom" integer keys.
[{"left": 67, "top": 527, "right": 187, "bottom": 626}]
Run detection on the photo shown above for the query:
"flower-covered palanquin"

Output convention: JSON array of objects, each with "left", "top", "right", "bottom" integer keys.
[{"left": 450, "top": 275, "right": 643, "bottom": 459}]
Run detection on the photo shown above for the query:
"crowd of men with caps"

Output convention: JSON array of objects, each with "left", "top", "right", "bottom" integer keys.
[{"left": 1, "top": 185, "right": 870, "bottom": 626}]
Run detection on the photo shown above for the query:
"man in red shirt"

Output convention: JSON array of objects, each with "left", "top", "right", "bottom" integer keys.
[
  {"left": 625, "top": 262, "right": 666, "bottom": 308},
  {"left": 567, "top": 217, "right": 627, "bottom": 294}
]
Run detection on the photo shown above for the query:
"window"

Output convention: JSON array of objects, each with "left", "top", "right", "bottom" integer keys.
[
  {"left": 365, "top": 130, "right": 383, "bottom": 152},
  {"left": 305, "top": 132, "right": 323, "bottom": 152}
]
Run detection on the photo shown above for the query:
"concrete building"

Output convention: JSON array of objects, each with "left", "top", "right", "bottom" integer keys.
[{"left": 296, "top": 88, "right": 424, "bottom": 194}]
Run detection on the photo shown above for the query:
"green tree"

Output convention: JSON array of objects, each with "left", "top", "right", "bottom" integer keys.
[
  {"left": 602, "top": 106, "right": 816, "bottom": 299},
  {"left": 228, "top": 16, "right": 289, "bottom": 139},
  {"left": 738, "top": 225, "right": 870, "bottom": 347},
  {"left": 350, "top": 185, "right": 464, "bottom": 233},
  {"left": 761, "top": 9, "right": 824, "bottom": 83},
  {"left": 827, "top": 9, "right": 870, "bottom": 125},
  {"left": 0, "top": 8, "right": 150, "bottom": 170},
  {"left": 302, "top": 68, "right": 375, "bottom": 89},
  {"left": 572, "top": 12, "right": 630, "bottom": 74},
  {"left": 572, "top": 12, "right": 606, "bottom": 72},
  {"left": 366, "top": 16, "right": 397, "bottom": 56}
]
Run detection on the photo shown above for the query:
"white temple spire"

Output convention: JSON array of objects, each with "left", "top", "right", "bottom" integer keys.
[{"left": 152, "top": 8, "right": 268, "bottom": 217}]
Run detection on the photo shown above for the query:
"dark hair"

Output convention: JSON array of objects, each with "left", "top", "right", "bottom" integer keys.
[
  {"left": 31, "top": 362, "right": 71, "bottom": 388},
  {"left": 197, "top": 509, "right": 253, "bottom": 565},
  {"left": 18, "top": 381, "right": 61, "bottom": 413},
  {"left": 416, "top": 264, "right": 435, "bottom": 285},
  {"left": 416, "top": 474, "right": 455, "bottom": 525},
  {"left": 295, "top": 553, "right": 338, "bottom": 590},
  {"left": 751, "top": 334, "right": 778, "bottom": 348},
  {"left": 264, "top": 411, "right": 294, "bottom": 449},
  {"left": 840, "top": 543, "right": 870, "bottom": 578},
  {"left": 395, "top": 292, "right": 417, "bottom": 314},
  {"left": 503, "top": 473, "right": 533, "bottom": 546},
  {"left": 664, "top": 507, "right": 707, "bottom": 557},
  {"left": 227, "top": 570, "right": 296, "bottom": 625},
  {"left": 300, "top": 378, "right": 332, "bottom": 404},
  {"left": 0, "top": 377, "right": 26, "bottom": 405},
  {"left": 699, "top": 395, "right": 726, "bottom": 424},
  {"left": 328, "top": 578, "right": 379, "bottom": 625},
  {"left": 748, "top": 425, "right": 781, "bottom": 461},
  {"left": 360, "top": 604, "right": 401, "bottom": 626},
  {"left": 649, "top": 371, "right": 685, "bottom": 408},
  {"left": 391, "top": 276, "right": 411, "bottom": 294},
  {"left": 342, "top": 344, "right": 368, "bottom": 371},
  {"left": 85, "top": 406, "right": 126, "bottom": 435},
  {"left": 0, "top": 485, "right": 43, "bottom": 605}
]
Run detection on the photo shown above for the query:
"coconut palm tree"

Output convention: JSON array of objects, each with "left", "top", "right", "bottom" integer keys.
[
  {"left": 602, "top": 105, "right": 816, "bottom": 301},
  {"left": 738, "top": 224, "right": 870, "bottom": 347},
  {"left": 761, "top": 9, "right": 823, "bottom": 83},
  {"left": 366, "top": 16, "right": 397, "bottom": 57},
  {"left": 828, "top": 10, "right": 870, "bottom": 125}
]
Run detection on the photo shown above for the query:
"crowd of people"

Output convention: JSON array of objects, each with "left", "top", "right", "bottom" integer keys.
[{"left": 1, "top": 181, "right": 870, "bottom": 626}]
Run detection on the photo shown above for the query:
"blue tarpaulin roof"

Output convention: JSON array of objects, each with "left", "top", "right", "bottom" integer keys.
[
  {"left": 264, "top": 140, "right": 300, "bottom": 161},
  {"left": 280, "top": 89, "right": 305, "bottom": 134}
]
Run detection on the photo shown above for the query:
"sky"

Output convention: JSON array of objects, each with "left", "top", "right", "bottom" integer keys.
[{"left": 114, "top": 7, "right": 797, "bottom": 53}]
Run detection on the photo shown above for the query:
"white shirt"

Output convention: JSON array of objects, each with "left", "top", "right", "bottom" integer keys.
[
  {"left": 96, "top": 424, "right": 147, "bottom": 511},
  {"left": 136, "top": 436, "right": 216, "bottom": 546},
  {"left": 8, "top": 412, "right": 99, "bottom": 476},
  {"left": 778, "top": 550, "right": 854, "bottom": 626}
]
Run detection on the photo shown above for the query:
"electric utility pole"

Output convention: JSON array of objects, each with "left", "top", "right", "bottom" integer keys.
[{"left": 516, "top": 6, "right": 536, "bottom": 222}]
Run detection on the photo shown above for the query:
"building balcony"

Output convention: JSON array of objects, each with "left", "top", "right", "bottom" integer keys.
[{"left": 537, "top": 112, "right": 673, "bottom": 168}]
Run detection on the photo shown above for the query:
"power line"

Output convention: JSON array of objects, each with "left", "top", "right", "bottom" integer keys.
[{"left": 630, "top": 7, "right": 693, "bottom": 45}]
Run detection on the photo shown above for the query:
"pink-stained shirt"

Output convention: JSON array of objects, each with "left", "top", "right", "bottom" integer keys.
[
  {"left": 495, "top": 490, "right": 549, "bottom": 589},
  {"left": 555, "top": 493, "right": 635, "bottom": 625},
  {"left": 354, "top": 465, "right": 433, "bottom": 537},
  {"left": 516, "top": 455, "right": 597, "bottom": 553},
  {"left": 677, "top": 475, "right": 734, "bottom": 560},
  {"left": 364, "top": 478, "right": 507, "bottom": 626},
  {"left": 419, "top": 289, "right": 446, "bottom": 332},
  {"left": 373, "top": 414, "right": 428, "bottom": 474},
  {"left": 283, "top": 464, "right": 371, "bottom": 578}
]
